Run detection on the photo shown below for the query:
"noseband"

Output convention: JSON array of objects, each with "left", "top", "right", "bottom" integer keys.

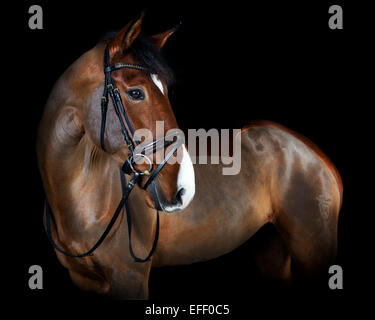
[{"left": 45, "top": 45, "right": 183, "bottom": 262}]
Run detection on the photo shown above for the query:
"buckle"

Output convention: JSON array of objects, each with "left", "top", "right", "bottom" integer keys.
[{"left": 127, "top": 154, "right": 153, "bottom": 176}]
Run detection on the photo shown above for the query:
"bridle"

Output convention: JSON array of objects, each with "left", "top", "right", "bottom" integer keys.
[{"left": 45, "top": 44, "right": 183, "bottom": 262}]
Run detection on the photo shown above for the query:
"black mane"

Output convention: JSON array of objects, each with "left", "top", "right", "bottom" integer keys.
[
  {"left": 129, "top": 37, "right": 174, "bottom": 86},
  {"left": 103, "top": 32, "right": 174, "bottom": 86}
]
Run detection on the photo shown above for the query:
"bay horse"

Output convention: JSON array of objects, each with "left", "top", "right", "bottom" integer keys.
[{"left": 36, "top": 15, "right": 343, "bottom": 299}]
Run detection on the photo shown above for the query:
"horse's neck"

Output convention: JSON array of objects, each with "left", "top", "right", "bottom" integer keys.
[
  {"left": 38, "top": 43, "right": 107, "bottom": 218},
  {"left": 43, "top": 127, "right": 153, "bottom": 239},
  {"left": 46, "top": 133, "right": 115, "bottom": 224},
  {"left": 37, "top": 43, "right": 104, "bottom": 170}
]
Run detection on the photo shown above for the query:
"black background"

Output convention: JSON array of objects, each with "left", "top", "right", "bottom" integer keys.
[{"left": 7, "top": 0, "right": 361, "bottom": 315}]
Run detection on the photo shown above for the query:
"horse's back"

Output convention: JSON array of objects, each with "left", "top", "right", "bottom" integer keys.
[{"left": 241, "top": 120, "right": 342, "bottom": 212}]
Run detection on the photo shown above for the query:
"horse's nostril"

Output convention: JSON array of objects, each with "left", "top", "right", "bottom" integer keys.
[{"left": 175, "top": 188, "right": 186, "bottom": 205}]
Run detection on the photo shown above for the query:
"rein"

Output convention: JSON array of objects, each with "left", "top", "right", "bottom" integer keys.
[{"left": 45, "top": 45, "right": 182, "bottom": 262}]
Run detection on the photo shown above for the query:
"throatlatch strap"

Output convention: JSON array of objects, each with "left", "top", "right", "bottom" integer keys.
[{"left": 100, "top": 90, "right": 108, "bottom": 150}]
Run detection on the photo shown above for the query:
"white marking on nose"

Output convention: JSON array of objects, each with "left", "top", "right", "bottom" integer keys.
[
  {"left": 151, "top": 74, "right": 164, "bottom": 95},
  {"left": 164, "top": 145, "right": 195, "bottom": 213}
]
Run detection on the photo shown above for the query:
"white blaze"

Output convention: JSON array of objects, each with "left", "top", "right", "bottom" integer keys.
[
  {"left": 151, "top": 74, "right": 164, "bottom": 95},
  {"left": 164, "top": 145, "right": 195, "bottom": 213}
]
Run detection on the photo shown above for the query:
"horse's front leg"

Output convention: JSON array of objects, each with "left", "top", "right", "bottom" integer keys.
[
  {"left": 67, "top": 260, "right": 151, "bottom": 299},
  {"left": 108, "top": 260, "right": 152, "bottom": 299}
]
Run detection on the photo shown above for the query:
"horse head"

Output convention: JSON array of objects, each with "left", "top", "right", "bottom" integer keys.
[{"left": 83, "top": 14, "right": 195, "bottom": 213}]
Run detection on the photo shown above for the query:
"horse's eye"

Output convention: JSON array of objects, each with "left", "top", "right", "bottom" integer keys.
[{"left": 127, "top": 88, "right": 145, "bottom": 101}]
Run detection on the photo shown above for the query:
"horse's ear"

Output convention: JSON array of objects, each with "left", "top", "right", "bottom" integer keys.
[
  {"left": 149, "top": 24, "right": 180, "bottom": 51},
  {"left": 109, "top": 13, "right": 145, "bottom": 56}
]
